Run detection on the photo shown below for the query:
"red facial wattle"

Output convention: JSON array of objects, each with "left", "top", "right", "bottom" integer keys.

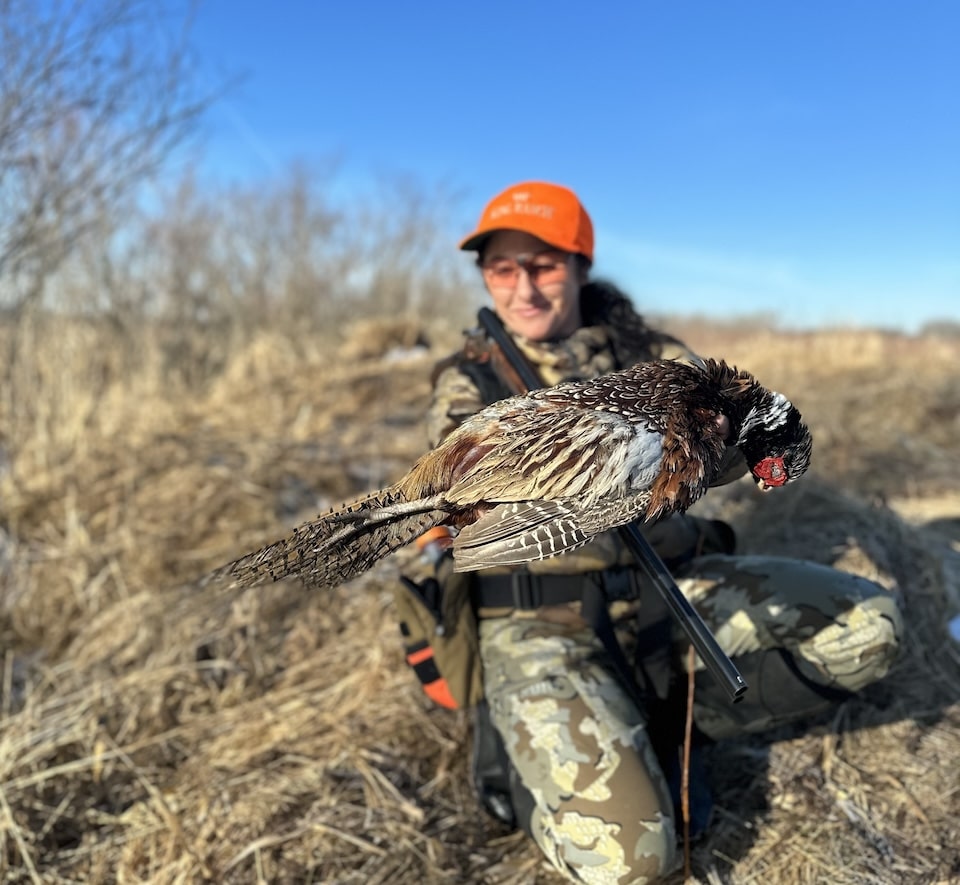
[{"left": 752, "top": 456, "right": 788, "bottom": 490}]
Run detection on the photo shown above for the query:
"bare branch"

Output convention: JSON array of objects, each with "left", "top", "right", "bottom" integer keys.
[{"left": 0, "top": 0, "right": 211, "bottom": 310}]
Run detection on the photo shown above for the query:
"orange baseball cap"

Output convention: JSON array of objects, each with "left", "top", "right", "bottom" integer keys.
[{"left": 459, "top": 181, "right": 594, "bottom": 263}]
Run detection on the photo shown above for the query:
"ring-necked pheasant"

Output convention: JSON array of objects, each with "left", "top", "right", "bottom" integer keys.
[{"left": 205, "top": 358, "right": 812, "bottom": 589}]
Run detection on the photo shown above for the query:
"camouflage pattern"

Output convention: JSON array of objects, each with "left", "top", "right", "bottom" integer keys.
[
  {"left": 480, "top": 556, "right": 902, "bottom": 884},
  {"left": 479, "top": 615, "right": 679, "bottom": 884},
  {"left": 674, "top": 554, "right": 903, "bottom": 739},
  {"left": 422, "top": 315, "right": 903, "bottom": 883}
]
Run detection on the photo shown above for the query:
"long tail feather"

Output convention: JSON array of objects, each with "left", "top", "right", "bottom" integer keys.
[{"left": 202, "top": 489, "right": 448, "bottom": 590}]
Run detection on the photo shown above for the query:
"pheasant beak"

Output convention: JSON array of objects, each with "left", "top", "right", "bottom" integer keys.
[{"left": 752, "top": 455, "right": 788, "bottom": 491}]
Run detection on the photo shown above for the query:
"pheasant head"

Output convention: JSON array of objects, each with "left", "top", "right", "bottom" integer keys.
[{"left": 734, "top": 386, "right": 813, "bottom": 491}]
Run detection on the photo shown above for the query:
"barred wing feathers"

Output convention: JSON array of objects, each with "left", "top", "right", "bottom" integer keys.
[
  {"left": 451, "top": 495, "right": 654, "bottom": 571},
  {"left": 438, "top": 400, "right": 666, "bottom": 570},
  {"left": 407, "top": 396, "right": 665, "bottom": 510}
]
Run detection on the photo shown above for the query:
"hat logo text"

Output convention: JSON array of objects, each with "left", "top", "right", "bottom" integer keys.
[{"left": 488, "top": 202, "right": 556, "bottom": 221}]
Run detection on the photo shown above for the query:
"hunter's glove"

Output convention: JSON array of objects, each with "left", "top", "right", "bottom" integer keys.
[{"left": 642, "top": 513, "right": 736, "bottom": 570}]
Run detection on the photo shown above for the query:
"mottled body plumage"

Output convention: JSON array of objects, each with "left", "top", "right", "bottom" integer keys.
[{"left": 206, "top": 358, "right": 812, "bottom": 589}]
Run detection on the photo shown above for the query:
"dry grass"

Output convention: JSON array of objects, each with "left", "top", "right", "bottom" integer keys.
[{"left": 0, "top": 317, "right": 958, "bottom": 884}]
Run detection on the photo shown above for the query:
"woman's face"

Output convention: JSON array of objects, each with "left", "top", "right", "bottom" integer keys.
[{"left": 479, "top": 230, "right": 585, "bottom": 341}]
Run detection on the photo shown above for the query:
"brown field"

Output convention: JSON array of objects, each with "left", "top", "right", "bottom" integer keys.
[{"left": 0, "top": 318, "right": 958, "bottom": 884}]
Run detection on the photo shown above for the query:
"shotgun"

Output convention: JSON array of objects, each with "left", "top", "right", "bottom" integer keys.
[{"left": 477, "top": 306, "right": 747, "bottom": 702}]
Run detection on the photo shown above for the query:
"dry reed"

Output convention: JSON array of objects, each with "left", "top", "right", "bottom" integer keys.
[{"left": 0, "top": 317, "right": 958, "bottom": 884}]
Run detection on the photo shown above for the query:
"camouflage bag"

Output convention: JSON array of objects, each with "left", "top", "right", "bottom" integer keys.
[{"left": 392, "top": 556, "right": 484, "bottom": 710}]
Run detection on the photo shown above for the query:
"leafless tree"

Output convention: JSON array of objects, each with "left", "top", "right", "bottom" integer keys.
[{"left": 0, "top": 0, "right": 209, "bottom": 313}]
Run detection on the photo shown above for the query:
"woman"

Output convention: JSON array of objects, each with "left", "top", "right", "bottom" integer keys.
[{"left": 408, "top": 181, "right": 902, "bottom": 884}]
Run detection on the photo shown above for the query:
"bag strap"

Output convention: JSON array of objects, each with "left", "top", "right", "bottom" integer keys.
[{"left": 457, "top": 357, "right": 514, "bottom": 406}]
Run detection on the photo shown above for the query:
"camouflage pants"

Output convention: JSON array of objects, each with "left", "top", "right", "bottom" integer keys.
[{"left": 478, "top": 555, "right": 903, "bottom": 885}]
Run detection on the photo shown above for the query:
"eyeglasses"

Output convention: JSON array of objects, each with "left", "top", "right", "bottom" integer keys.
[{"left": 480, "top": 253, "right": 570, "bottom": 289}]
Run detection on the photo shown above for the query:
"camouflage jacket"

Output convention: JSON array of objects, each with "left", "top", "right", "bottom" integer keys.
[{"left": 426, "top": 320, "right": 746, "bottom": 574}]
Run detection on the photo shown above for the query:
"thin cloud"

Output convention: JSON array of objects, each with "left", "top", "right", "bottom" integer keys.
[
  {"left": 595, "top": 229, "right": 957, "bottom": 332},
  {"left": 597, "top": 230, "right": 807, "bottom": 296}
]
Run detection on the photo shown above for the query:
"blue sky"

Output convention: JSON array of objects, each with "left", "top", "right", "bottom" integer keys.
[{"left": 190, "top": 1, "right": 959, "bottom": 331}]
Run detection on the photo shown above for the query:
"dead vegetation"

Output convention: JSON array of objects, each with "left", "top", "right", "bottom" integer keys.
[{"left": 0, "top": 317, "right": 958, "bottom": 884}]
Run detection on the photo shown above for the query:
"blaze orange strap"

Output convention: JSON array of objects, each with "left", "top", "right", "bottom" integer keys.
[
  {"left": 406, "top": 646, "right": 434, "bottom": 666},
  {"left": 404, "top": 643, "right": 460, "bottom": 709},
  {"left": 423, "top": 679, "right": 458, "bottom": 710}
]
